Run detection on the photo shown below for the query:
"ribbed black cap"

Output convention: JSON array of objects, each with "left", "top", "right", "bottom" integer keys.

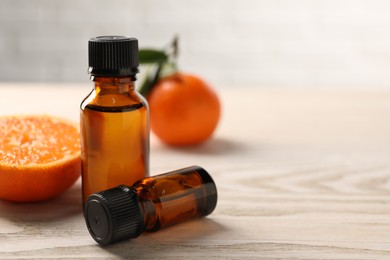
[
  {"left": 84, "top": 185, "right": 145, "bottom": 246},
  {"left": 88, "top": 36, "right": 139, "bottom": 77}
]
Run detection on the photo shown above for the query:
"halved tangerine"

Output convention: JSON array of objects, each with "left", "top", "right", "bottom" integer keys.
[{"left": 0, "top": 115, "right": 81, "bottom": 202}]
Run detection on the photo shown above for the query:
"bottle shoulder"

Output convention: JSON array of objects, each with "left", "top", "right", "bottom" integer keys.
[{"left": 80, "top": 88, "right": 148, "bottom": 112}]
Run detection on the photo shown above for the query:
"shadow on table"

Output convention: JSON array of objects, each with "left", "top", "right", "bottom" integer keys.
[
  {"left": 102, "top": 218, "right": 228, "bottom": 258},
  {"left": 0, "top": 181, "right": 83, "bottom": 222},
  {"left": 157, "top": 137, "right": 252, "bottom": 156}
]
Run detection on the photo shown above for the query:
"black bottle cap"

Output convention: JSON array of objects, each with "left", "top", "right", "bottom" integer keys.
[
  {"left": 88, "top": 36, "right": 139, "bottom": 77},
  {"left": 84, "top": 185, "right": 145, "bottom": 246}
]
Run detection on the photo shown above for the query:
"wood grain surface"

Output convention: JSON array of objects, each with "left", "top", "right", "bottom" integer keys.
[{"left": 1, "top": 85, "right": 390, "bottom": 259}]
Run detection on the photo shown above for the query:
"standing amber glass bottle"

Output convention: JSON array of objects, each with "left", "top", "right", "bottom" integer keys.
[
  {"left": 84, "top": 166, "right": 218, "bottom": 245},
  {"left": 80, "top": 36, "right": 149, "bottom": 204}
]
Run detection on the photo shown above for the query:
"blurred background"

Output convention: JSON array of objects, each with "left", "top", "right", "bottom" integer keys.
[{"left": 1, "top": 0, "right": 390, "bottom": 89}]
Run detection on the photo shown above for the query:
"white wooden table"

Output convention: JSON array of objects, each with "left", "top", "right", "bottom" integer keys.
[{"left": 1, "top": 84, "right": 390, "bottom": 259}]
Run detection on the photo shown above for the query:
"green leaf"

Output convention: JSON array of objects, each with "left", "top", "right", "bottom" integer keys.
[
  {"left": 138, "top": 63, "right": 163, "bottom": 97},
  {"left": 139, "top": 49, "right": 168, "bottom": 64}
]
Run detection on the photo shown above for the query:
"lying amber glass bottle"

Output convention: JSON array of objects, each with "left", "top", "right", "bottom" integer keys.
[{"left": 84, "top": 166, "right": 218, "bottom": 245}]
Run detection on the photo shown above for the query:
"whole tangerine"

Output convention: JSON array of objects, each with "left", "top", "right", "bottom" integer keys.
[{"left": 148, "top": 72, "right": 221, "bottom": 146}]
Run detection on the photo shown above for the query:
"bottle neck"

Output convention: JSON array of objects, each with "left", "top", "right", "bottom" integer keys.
[
  {"left": 132, "top": 187, "right": 159, "bottom": 231},
  {"left": 91, "top": 76, "right": 136, "bottom": 93}
]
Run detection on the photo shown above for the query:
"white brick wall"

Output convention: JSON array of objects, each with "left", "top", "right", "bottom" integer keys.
[{"left": 1, "top": 0, "right": 390, "bottom": 88}]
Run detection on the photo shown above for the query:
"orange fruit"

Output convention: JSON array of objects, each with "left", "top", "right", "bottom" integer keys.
[
  {"left": 148, "top": 72, "right": 221, "bottom": 146},
  {"left": 0, "top": 115, "right": 81, "bottom": 202}
]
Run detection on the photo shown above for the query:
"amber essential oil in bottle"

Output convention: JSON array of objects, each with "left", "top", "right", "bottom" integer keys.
[
  {"left": 80, "top": 36, "right": 149, "bottom": 204},
  {"left": 84, "top": 166, "right": 218, "bottom": 245}
]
